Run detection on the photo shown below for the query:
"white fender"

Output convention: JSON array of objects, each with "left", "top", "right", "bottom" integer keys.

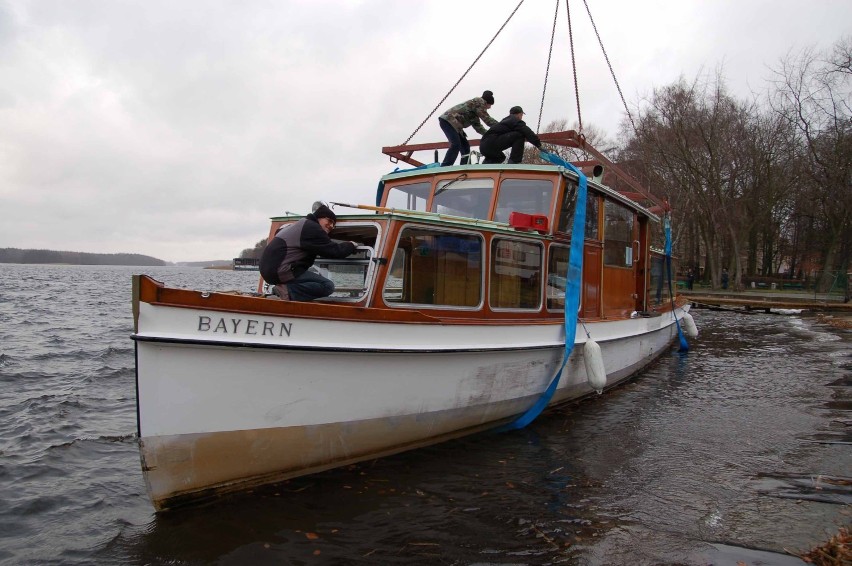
[
  {"left": 584, "top": 339, "right": 607, "bottom": 394},
  {"left": 681, "top": 312, "right": 699, "bottom": 338}
]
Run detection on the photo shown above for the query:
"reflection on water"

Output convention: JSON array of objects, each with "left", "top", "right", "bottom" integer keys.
[{"left": 0, "top": 264, "right": 849, "bottom": 565}]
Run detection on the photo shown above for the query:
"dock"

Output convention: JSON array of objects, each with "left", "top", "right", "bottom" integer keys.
[{"left": 682, "top": 290, "right": 852, "bottom": 314}]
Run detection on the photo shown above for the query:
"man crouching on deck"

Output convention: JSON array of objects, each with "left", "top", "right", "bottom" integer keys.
[{"left": 259, "top": 203, "right": 357, "bottom": 301}]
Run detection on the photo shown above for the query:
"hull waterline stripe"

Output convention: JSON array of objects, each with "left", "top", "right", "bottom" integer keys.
[
  {"left": 131, "top": 334, "right": 563, "bottom": 354},
  {"left": 496, "top": 151, "right": 587, "bottom": 431}
]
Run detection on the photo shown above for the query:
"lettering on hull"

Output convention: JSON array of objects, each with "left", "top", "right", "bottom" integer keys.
[{"left": 197, "top": 316, "right": 292, "bottom": 337}]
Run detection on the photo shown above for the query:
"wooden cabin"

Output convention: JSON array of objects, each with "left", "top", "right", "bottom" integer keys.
[{"left": 262, "top": 161, "right": 672, "bottom": 321}]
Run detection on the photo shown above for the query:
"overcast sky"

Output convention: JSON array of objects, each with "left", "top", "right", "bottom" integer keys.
[{"left": 1, "top": 0, "right": 849, "bottom": 262}]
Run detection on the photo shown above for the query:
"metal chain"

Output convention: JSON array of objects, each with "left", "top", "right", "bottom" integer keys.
[
  {"left": 537, "top": 0, "right": 560, "bottom": 133},
  {"left": 401, "top": 0, "right": 525, "bottom": 145},
  {"left": 580, "top": 0, "right": 637, "bottom": 135},
  {"left": 566, "top": 0, "right": 582, "bottom": 134}
]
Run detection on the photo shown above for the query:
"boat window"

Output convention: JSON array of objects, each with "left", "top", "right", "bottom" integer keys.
[
  {"left": 385, "top": 182, "right": 430, "bottom": 212},
  {"left": 651, "top": 219, "right": 665, "bottom": 250},
  {"left": 494, "top": 179, "right": 555, "bottom": 224},
  {"left": 383, "top": 227, "right": 482, "bottom": 308},
  {"left": 556, "top": 180, "right": 577, "bottom": 232},
  {"left": 306, "top": 223, "right": 381, "bottom": 301},
  {"left": 430, "top": 178, "right": 494, "bottom": 220},
  {"left": 650, "top": 254, "right": 665, "bottom": 306},
  {"left": 547, "top": 245, "right": 570, "bottom": 310},
  {"left": 313, "top": 246, "right": 375, "bottom": 301},
  {"left": 585, "top": 193, "right": 600, "bottom": 240},
  {"left": 490, "top": 239, "right": 542, "bottom": 310},
  {"left": 603, "top": 200, "right": 635, "bottom": 267}
]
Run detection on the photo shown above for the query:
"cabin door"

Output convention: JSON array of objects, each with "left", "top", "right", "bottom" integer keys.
[{"left": 582, "top": 242, "right": 602, "bottom": 318}]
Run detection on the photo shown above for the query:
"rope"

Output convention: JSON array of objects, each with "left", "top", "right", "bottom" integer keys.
[
  {"left": 566, "top": 0, "right": 582, "bottom": 133},
  {"left": 401, "top": 0, "right": 526, "bottom": 145},
  {"left": 580, "top": 0, "right": 637, "bottom": 136},
  {"left": 537, "top": 0, "right": 560, "bottom": 133}
]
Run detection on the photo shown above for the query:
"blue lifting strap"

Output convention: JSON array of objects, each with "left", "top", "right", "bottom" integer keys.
[
  {"left": 664, "top": 216, "right": 689, "bottom": 352},
  {"left": 495, "top": 150, "right": 587, "bottom": 431}
]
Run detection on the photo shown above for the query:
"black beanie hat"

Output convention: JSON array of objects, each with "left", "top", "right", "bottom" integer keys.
[
  {"left": 313, "top": 204, "right": 337, "bottom": 223},
  {"left": 482, "top": 90, "right": 495, "bottom": 105}
]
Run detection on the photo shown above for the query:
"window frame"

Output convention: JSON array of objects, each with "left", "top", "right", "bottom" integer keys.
[
  {"left": 603, "top": 199, "right": 635, "bottom": 268},
  {"left": 488, "top": 236, "right": 544, "bottom": 312},
  {"left": 429, "top": 177, "right": 495, "bottom": 220},
  {"left": 381, "top": 224, "right": 485, "bottom": 310},
  {"left": 493, "top": 177, "right": 556, "bottom": 224}
]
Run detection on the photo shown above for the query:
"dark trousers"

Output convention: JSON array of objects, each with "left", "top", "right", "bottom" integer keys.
[
  {"left": 439, "top": 118, "right": 470, "bottom": 166},
  {"left": 480, "top": 132, "right": 525, "bottom": 164},
  {"left": 287, "top": 270, "right": 335, "bottom": 302}
]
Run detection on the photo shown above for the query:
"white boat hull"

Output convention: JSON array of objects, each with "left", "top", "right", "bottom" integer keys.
[{"left": 134, "top": 301, "right": 689, "bottom": 509}]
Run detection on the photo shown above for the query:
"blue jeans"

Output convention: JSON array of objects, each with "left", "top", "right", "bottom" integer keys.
[
  {"left": 286, "top": 270, "right": 335, "bottom": 302},
  {"left": 439, "top": 118, "right": 470, "bottom": 166}
]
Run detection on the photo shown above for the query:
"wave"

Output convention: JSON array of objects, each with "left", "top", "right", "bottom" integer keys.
[
  {"left": 27, "top": 345, "right": 133, "bottom": 362},
  {"left": 48, "top": 434, "right": 138, "bottom": 451}
]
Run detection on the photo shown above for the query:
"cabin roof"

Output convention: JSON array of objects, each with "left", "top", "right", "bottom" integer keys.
[
  {"left": 268, "top": 210, "right": 550, "bottom": 236},
  {"left": 380, "top": 163, "right": 560, "bottom": 182},
  {"left": 381, "top": 163, "right": 660, "bottom": 222}
]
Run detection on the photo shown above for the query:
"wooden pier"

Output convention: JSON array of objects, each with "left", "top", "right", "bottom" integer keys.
[{"left": 682, "top": 292, "right": 852, "bottom": 314}]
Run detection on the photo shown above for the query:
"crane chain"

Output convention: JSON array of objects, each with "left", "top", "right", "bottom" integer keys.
[
  {"left": 566, "top": 0, "right": 582, "bottom": 134},
  {"left": 401, "top": 0, "right": 525, "bottom": 146},
  {"left": 537, "top": 0, "right": 560, "bottom": 133},
  {"left": 580, "top": 0, "right": 637, "bottom": 135}
]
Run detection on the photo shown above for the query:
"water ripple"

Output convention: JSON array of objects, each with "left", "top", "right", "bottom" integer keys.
[{"left": 0, "top": 266, "right": 849, "bottom": 565}]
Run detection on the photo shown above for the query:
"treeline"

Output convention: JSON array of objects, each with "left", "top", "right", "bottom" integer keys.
[
  {"left": 0, "top": 248, "right": 167, "bottom": 266},
  {"left": 238, "top": 238, "right": 267, "bottom": 260},
  {"left": 626, "top": 37, "right": 851, "bottom": 292},
  {"left": 536, "top": 36, "right": 850, "bottom": 292}
]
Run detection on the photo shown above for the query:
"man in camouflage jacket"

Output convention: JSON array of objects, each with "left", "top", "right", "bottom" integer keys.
[{"left": 438, "top": 90, "right": 497, "bottom": 166}]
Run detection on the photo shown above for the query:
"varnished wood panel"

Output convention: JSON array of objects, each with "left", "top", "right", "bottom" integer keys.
[{"left": 582, "top": 243, "right": 602, "bottom": 319}]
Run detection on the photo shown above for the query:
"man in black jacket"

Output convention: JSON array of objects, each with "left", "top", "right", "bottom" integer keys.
[
  {"left": 479, "top": 106, "right": 542, "bottom": 164},
  {"left": 259, "top": 204, "right": 357, "bottom": 301}
]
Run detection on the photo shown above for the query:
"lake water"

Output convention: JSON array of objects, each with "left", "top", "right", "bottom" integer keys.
[{"left": 0, "top": 264, "right": 849, "bottom": 565}]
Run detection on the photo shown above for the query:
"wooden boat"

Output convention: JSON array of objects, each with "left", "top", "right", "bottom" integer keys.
[{"left": 131, "top": 132, "right": 693, "bottom": 510}]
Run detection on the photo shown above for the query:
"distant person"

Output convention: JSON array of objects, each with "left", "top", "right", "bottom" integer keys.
[
  {"left": 686, "top": 268, "right": 695, "bottom": 290},
  {"left": 479, "top": 106, "right": 542, "bottom": 164},
  {"left": 259, "top": 204, "right": 357, "bottom": 301},
  {"left": 438, "top": 90, "right": 498, "bottom": 166},
  {"left": 721, "top": 268, "right": 729, "bottom": 290}
]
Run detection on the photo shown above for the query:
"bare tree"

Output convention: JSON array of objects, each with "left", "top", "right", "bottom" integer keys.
[
  {"left": 740, "top": 109, "right": 799, "bottom": 278},
  {"left": 622, "top": 71, "right": 758, "bottom": 290},
  {"left": 830, "top": 36, "right": 852, "bottom": 76},
  {"left": 769, "top": 38, "right": 852, "bottom": 291}
]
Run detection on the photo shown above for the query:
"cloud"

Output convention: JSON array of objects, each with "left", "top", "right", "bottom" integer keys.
[{"left": 0, "top": 0, "right": 850, "bottom": 262}]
